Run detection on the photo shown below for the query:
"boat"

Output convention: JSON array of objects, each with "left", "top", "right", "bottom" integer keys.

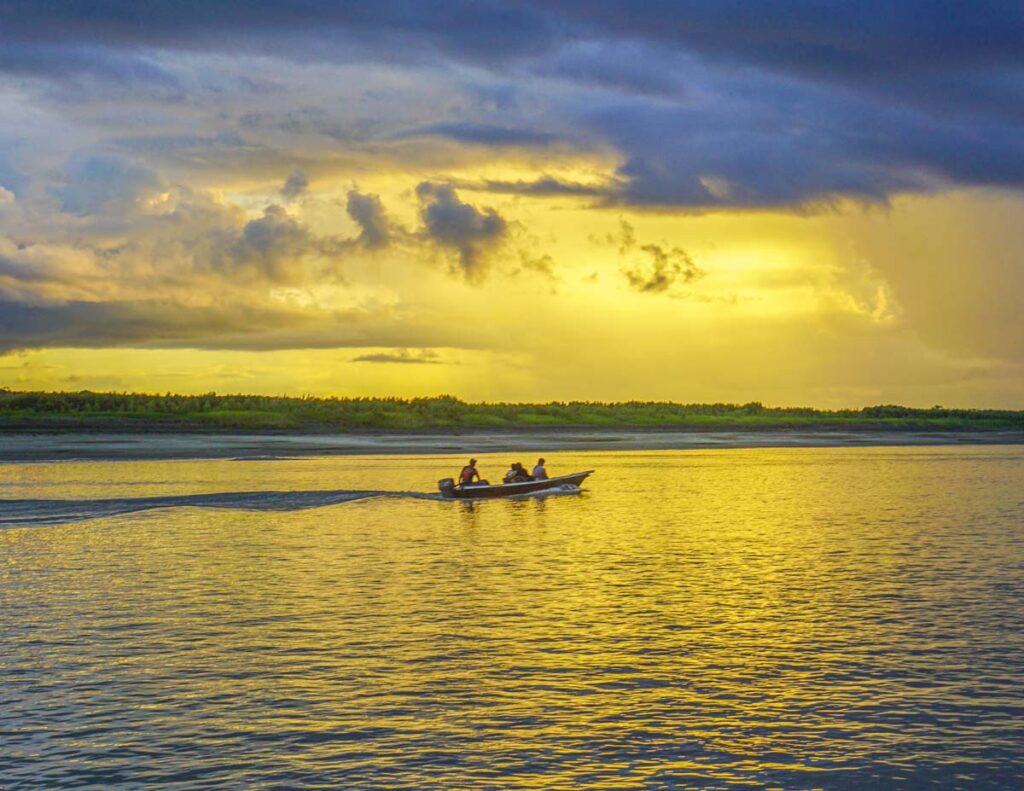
[{"left": 438, "top": 470, "right": 594, "bottom": 500}]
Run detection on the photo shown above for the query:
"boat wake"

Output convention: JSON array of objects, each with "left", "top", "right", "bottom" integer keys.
[{"left": 0, "top": 489, "right": 443, "bottom": 528}]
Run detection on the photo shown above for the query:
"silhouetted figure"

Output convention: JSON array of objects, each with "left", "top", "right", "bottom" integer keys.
[
  {"left": 460, "top": 458, "right": 483, "bottom": 486},
  {"left": 532, "top": 458, "right": 548, "bottom": 479},
  {"left": 503, "top": 462, "right": 531, "bottom": 483}
]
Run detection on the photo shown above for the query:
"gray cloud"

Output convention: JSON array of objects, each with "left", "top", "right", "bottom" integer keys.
[
  {"left": 611, "top": 221, "right": 703, "bottom": 294},
  {"left": 416, "top": 182, "right": 507, "bottom": 278},
  {"left": 623, "top": 245, "right": 701, "bottom": 293},
  {"left": 226, "top": 204, "right": 342, "bottom": 283},
  {"left": 460, "top": 176, "right": 605, "bottom": 198},
  {"left": 0, "top": 2, "right": 559, "bottom": 68},
  {"left": 397, "top": 122, "right": 558, "bottom": 147},
  {"left": 0, "top": 298, "right": 313, "bottom": 353},
  {"left": 539, "top": 39, "right": 686, "bottom": 97},
  {"left": 2, "top": 3, "right": 1021, "bottom": 211},
  {"left": 0, "top": 297, "right": 467, "bottom": 354},
  {"left": 280, "top": 168, "right": 309, "bottom": 200},
  {"left": 581, "top": 75, "right": 1024, "bottom": 208},
  {"left": 346, "top": 190, "right": 391, "bottom": 249},
  {"left": 0, "top": 164, "right": 539, "bottom": 355},
  {"left": 551, "top": 2, "right": 1024, "bottom": 89},
  {"left": 4, "top": 161, "right": 352, "bottom": 295},
  {"left": 352, "top": 348, "right": 440, "bottom": 364},
  {"left": 9, "top": 2, "right": 1018, "bottom": 80},
  {"left": 0, "top": 41, "right": 180, "bottom": 89},
  {"left": 114, "top": 130, "right": 249, "bottom": 155}
]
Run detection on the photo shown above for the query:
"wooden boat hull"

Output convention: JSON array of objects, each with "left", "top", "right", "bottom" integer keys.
[{"left": 440, "top": 471, "right": 593, "bottom": 499}]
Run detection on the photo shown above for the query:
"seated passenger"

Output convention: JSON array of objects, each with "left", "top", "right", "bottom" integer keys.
[
  {"left": 532, "top": 458, "right": 548, "bottom": 480},
  {"left": 503, "top": 463, "right": 520, "bottom": 483},
  {"left": 460, "top": 458, "right": 484, "bottom": 486},
  {"left": 509, "top": 462, "right": 532, "bottom": 483}
]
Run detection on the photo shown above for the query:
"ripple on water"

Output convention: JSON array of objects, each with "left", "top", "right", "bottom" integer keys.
[{"left": 1, "top": 446, "right": 1023, "bottom": 788}]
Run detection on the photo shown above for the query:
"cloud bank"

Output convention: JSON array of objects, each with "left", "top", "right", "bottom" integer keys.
[
  {"left": 0, "top": 2, "right": 1020, "bottom": 209},
  {"left": 0, "top": 0, "right": 1021, "bottom": 406},
  {"left": 416, "top": 183, "right": 508, "bottom": 279}
]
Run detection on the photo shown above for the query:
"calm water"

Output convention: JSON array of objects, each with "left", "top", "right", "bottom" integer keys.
[{"left": 2, "top": 446, "right": 1023, "bottom": 789}]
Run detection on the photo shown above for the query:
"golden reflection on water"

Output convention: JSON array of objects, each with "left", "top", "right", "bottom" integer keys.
[{"left": 2, "top": 446, "right": 1023, "bottom": 787}]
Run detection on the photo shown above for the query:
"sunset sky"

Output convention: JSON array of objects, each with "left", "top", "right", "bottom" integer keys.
[{"left": 0, "top": 2, "right": 1022, "bottom": 406}]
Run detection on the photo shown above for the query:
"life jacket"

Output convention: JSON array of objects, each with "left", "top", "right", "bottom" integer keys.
[{"left": 460, "top": 466, "right": 475, "bottom": 483}]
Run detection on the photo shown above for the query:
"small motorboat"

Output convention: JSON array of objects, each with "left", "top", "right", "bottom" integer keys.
[{"left": 438, "top": 470, "right": 594, "bottom": 500}]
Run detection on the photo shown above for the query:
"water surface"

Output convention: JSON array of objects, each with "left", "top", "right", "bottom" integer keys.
[{"left": 2, "top": 446, "right": 1023, "bottom": 788}]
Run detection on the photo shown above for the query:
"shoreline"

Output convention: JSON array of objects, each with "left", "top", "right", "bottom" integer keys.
[{"left": 1, "top": 428, "right": 1022, "bottom": 463}]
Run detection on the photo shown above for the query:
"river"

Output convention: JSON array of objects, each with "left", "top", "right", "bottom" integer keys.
[{"left": 2, "top": 445, "right": 1022, "bottom": 788}]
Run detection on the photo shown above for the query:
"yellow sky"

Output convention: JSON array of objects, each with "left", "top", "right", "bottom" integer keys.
[{"left": 3, "top": 177, "right": 1020, "bottom": 407}]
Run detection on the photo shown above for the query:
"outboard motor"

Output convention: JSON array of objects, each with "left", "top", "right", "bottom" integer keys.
[{"left": 438, "top": 478, "right": 455, "bottom": 497}]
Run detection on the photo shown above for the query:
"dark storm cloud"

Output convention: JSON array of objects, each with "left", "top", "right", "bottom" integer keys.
[
  {"left": 280, "top": 169, "right": 309, "bottom": 200},
  {"left": 0, "top": 41, "right": 179, "bottom": 87},
  {"left": 346, "top": 190, "right": 391, "bottom": 250},
  {"left": 539, "top": 40, "right": 687, "bottom": 97},
  {"left": 588, "top": 83, "right": 1024, "bottom": 207},
  {"left": 461, "top": 176, "right": 604, "bottom": 198},
  {"left": 0, "top": 298, "right": 462, "bottom": 354},
  {"left": 1, "top": 2, "right": 1022, "bottom": 208},
  {"left": 416, "top": 183, "right": 507, "bottom": 278},
  {"left": 585, "top": 95, "right": 900, "bottom": 208},
  {"left": 0, "top": 299, "right": 315, "bottom": 353},
  {"left": 0, "top": 1, "right": 559, "bottom": 65},
  {"left": 545, "top": 1, "right": 1024, "bottom": 92},
  {"left": 396, "top": 122, "right": 558, "bottom": 148},
  {"left": 4, "top": 2, "right": 1018, "bottom": 83}
]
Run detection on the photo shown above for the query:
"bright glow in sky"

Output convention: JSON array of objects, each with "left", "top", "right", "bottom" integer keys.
[{"left": 1, "top": 3, "right": 1022, "bottom": 406}]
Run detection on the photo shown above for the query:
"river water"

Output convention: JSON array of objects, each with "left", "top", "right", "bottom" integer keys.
[{"left": 2, "top": 446, "right": 1023, "bottom": 788}]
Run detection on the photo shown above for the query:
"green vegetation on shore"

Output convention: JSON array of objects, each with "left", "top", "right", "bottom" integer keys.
[{"left": 1, "top": 389, "right": 1021, "bottom": 432}]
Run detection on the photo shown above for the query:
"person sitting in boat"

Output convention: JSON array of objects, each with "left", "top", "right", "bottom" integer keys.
[
  {"left": 460, "top": 458, "right": 483, "bottom": 486},
  {"left": 503, "top": 462, "right": 531, "bottom": 483},
  {"left": 532, "top": 458, "right": 548, "bottom": 479}
]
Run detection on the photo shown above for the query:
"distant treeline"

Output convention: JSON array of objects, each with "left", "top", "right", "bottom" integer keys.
[{"left": 1, "top": 389, "right": 1021, "bottom": 432}]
